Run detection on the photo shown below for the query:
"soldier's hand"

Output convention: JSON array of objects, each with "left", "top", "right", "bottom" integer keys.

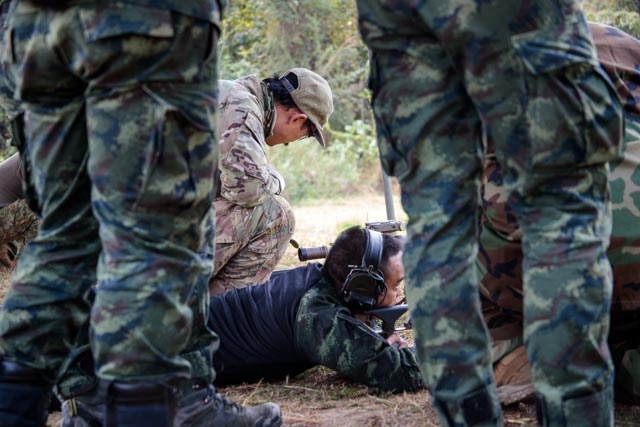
[
  {"left": 267, "top": 167, "right": 285, "bottom": 195},
  {"left": 387, "top": 333, "right": 408, "bottom": 349}
]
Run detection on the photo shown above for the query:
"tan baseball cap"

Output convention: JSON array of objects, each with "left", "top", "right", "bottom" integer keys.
[{"left": 279, "top": 68, "right": 334, "bottom": 147}]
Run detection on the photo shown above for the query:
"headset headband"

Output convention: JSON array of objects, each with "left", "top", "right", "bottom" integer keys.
[{"left": 363, "top": 228, "right": 383, "bottom": 272}]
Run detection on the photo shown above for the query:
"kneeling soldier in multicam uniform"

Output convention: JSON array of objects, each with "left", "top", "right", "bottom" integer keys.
[
  {"left": 479, "top": 22, "right": 640, "bottom": 407},
  {"left": 211, "top": 68, "right": 334, "bottom": 295}
]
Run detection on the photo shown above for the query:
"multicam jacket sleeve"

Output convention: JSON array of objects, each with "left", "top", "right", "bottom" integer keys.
[
  {"left": 294, "top": 278, "right": 425, "bottom": 393},
  {"left": 217, "top": 77, "right": 282, "bottom": 207}
]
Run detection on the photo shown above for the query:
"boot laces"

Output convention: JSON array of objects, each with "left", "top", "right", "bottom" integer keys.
[{"left": 215, "top": 393, "right": 243, "bottom": 413}]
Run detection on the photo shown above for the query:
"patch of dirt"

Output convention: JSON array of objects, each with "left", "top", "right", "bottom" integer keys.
[{"left": 218, "top": 367, "right": 544, "bottom": 427}]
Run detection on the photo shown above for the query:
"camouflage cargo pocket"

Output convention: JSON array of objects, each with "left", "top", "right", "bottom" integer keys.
[{"left": 513, "top": 33, "right": 623, "bottom": 170}]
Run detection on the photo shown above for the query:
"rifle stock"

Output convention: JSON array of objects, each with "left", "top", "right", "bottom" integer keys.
[{"left": 362, "top": 304, "right": 412, "bottom": 337}]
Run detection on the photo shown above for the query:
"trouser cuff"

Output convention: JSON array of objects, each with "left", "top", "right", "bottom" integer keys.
[
  {"left": 535, "top": 386, "right": 614, "bottom": 427},
  {"left": 433, "top": 386, "right": 502, "bottom": 426}
]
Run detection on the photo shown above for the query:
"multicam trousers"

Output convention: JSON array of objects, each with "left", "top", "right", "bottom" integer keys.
[
  {"left": 356, "top": 0, "right": 622, "bottom": 425},
  {"left": 210, "top": 195, "right": 295, "bottom": 295}
]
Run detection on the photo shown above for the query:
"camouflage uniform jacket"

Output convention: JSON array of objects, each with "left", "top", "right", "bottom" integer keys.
[
  {"left": 209, "top": 263, "right": 424, "bottom": 393},
  {"left": 217, "top": 75, "right": 283, "bottom": 208}
]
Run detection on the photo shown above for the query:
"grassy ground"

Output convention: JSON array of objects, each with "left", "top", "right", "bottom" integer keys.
[{"left": 1, "top": 193, "right": 639, "bottom": 426}]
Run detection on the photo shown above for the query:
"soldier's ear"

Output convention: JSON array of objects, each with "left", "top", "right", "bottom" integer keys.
[{"left": 287, "top": 110, "right": 307, "bottom": 124}]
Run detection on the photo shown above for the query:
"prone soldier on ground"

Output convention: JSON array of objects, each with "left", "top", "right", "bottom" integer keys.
[
  {"left": 207, "top": 225, "right": 421, "bottom": 391},
  {"left": 56, "top": 224, "right": 424, "bottom": 425}
]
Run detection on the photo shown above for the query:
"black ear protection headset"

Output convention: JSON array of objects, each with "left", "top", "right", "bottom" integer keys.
[{"left": 340, "top": 228, "right": 387, "bottom": 310}]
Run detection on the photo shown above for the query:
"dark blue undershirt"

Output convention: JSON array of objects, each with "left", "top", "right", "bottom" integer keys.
[{"left": 209, "top": 263, "right": 325, "bottom": 384}]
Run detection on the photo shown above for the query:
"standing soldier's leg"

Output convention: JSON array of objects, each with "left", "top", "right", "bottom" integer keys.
[
  {"left": 80, "top": 9, "right": 221, "bottom": 424},
  {"left": 458, "top": 1, "right": 620, "bottom": 425},
  {"left": 0, "top": 3, "right": 220, "bottom": 425},
  {"left": 606, "top": 77, "right": 640, "bottom": 407},
  {"left": 0, "top": 7, "right": 101, "bottom": 424},
  {"left": 356, "top": 2, "right": 502, "bottom": 426},
  {"left": 0, "top": 1, "right": 77, "bottom": 426}
]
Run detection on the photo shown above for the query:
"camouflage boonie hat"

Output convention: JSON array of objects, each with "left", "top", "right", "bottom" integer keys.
[{"left": 279, "top": 68, "right": 334, "bottom": 147}]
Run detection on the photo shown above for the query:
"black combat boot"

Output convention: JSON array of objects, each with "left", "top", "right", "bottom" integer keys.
[
  {"left": 63, "top": 378, "right": 281, "bottom": 427},
  {"left": 174, "top": 379, "right": 281, "bottom": 427},
  {"left": 0, "top": 360, "right": 52, "bottom": 427},
  {"left": 433, "top": 385, "right": 503, "bottom": 426},
  {"left": 104, "top": 381, "right": 178, "bottom": 427}
]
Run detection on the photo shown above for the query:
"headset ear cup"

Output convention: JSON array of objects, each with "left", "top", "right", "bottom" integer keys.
[
  {"left": 340, "top": 228, "right": 387, "bottom": 310},
  {"left": 341, "top": 268, "right": 387, "bottom": 309}
]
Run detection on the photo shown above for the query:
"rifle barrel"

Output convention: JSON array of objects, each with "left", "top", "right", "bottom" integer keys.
[{"left": 298, "top": 245, "right": 330, "bottom": 261}]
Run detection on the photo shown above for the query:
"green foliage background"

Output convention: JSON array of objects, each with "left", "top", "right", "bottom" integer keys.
[
  {"left": 583, "top": 0, "right": 640, "bottom": 36},
  {"left": 1, "top": 1, "right": 639, "bottom": 202},
  {"left": 226, "top": 0, "right": 640, "bottom": 203},
  {"left": 218, "top": 0, "right": 384, "bottom": 202}
]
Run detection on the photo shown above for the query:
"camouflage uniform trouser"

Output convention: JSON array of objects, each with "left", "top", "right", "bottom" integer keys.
[
  {"left": 481, "top": 116, "right": 640, "bottom": 406},
  {"left": 356, "top": 1, "right": 622, "bottom": 426},
  {"left": 0, "top": 0, "right": 17, "bottom": 121},
  {"left": 0, "top": 2, "right": 221, "bottom": 386},
  {"left": 608, "top": 118, "right": 640, "bottom": 404},
  {"left": 209, "top": 195, "right": 295, "bottom": 295}
]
